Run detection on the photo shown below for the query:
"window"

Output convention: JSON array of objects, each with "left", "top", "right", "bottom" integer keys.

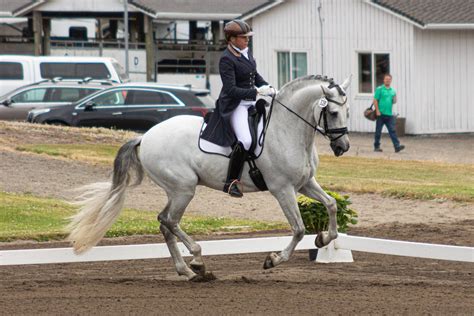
[
  {"left": 91, "top": 90, "right": 127, "bottom": 106},
  {"left": 69, "top": 27, "right": 88, "bottom": 41},
  {"left": 277, "top": 51, "right": 307, "bottom": 88},
  {"left": 40, "top": 63, "right": 111, "bottom": 80},
  {"left": 0, "top": 62, "right": 23, "bottom": 80},
  {"left": 124, "top": 90, "right": 179, "bottom": 105},
  {"left": 11, "top": 88, "right": 47, "bottom": 103},
  {"left": 358, "top": 53, "right": 390, "bottom": 94},
  {"left": 47, "top": 88, "right": 98, "bottom": 102}
]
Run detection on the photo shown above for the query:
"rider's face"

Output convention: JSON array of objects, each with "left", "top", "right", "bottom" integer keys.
[{"left": 231, "top": 36, "right": 250, "bottom": 50}]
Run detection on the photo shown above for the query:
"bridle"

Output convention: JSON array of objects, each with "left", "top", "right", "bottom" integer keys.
[{"left": 269, "top": 84, "right": 349, "bottom": 142}]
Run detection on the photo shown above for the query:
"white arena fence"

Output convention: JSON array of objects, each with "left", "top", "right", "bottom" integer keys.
[{"left": 1, "top": 234, "right": 473, "bottom": 266}]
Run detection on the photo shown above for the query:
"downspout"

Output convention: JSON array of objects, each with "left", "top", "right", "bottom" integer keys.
[{"left": 317, "top": 0, "right": 324, "bottom": 74}]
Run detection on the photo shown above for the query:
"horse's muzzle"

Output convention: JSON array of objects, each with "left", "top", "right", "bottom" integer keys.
[{"left": 330, "top": 141, "right": 349, "bottom": 157}]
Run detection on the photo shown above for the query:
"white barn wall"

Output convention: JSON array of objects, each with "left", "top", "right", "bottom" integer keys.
[
  {"left": 322, "top": 0, "right": 415, "bottom": 133},
  {"left": 251, "top": 0, "right": 415, "bottom": 133},
  {"left": 412, "top": 29, "right": 474, "bottom": 134},
  {"left": 251, "top": 0, "right": 319, "bottom": 88}
]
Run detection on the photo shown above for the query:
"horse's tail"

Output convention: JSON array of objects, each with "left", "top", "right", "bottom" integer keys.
[{"left": 66, "top": 136, "right": 143, "bottom": 254}]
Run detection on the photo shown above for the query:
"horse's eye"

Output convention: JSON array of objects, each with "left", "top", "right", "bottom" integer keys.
[{"left": 330, "top": 111, "right": 338, "bottom": 117}]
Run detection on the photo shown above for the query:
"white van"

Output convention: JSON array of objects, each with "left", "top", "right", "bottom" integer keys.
[{"left": 0, "top": 55, "right": 129, "bottom": 96}]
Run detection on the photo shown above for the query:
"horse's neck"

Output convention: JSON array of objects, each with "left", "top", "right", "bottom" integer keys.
[{"left": 267, "top": 85, "right": 322, "bottom": 157}]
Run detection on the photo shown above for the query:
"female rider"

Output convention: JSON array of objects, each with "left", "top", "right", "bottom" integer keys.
[{"left": 200, "top": 20, "right": 275, "bottom": 197}]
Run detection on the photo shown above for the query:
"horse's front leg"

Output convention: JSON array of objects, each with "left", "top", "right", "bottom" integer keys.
[
  {"left": 299, "top": 177, "right": 338, "bottom": 248},
  {"left": 264, "top": 186, "right": 305, "bottom": 269}
]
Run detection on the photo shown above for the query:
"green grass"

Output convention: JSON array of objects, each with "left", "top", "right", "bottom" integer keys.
[
  {"left": 16, "top": 144, "right": 119, "bottom": 164},
  {"left": 317, "top": 155, "right": 474, "bottom": 202},
  {"left": 0, "top": 192, "right": 288, "bottom": 242},
  {"left": 14, "top": 144, "right": 474, "bottom": 202}
]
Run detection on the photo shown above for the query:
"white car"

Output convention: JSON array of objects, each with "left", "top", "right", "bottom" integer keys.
[{"left": 0, "top": 55, "right": 129, "bottom": 96}]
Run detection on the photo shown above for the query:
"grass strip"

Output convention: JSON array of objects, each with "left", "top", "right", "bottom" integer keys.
[
  {"left": 14, "top": 144, "right": 474, "bottom": 202},
  {"left": 317, "top": 155, "right": 473, "bottom": 202},
  {"left": 0, "top": 192, "right": 288, "bottom": 242}
]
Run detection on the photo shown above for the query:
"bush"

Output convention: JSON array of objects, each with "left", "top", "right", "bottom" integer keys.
[{"left": 297, "top": 191, "right": 358, "bottom": 234}]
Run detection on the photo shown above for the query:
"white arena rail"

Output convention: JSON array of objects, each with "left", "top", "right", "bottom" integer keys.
[{"left": 0, "top": 234, "right": 473, "bottom": 266}]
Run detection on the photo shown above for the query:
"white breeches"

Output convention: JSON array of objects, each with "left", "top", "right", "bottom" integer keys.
[{"left": 230, "top": 102, "right": 254, "bottom": 151}]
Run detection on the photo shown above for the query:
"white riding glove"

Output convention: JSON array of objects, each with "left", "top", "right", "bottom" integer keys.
[{"left": 257, "top": 85, "right": 276, "bottom": 97}]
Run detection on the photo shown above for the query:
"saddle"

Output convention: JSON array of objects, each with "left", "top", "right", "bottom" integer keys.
[
  {"left": 245, "top": 99, "right": 268, "bottom": 191},
  {"left": 199, "top": 99, "right": 270, "bottom": 191}
]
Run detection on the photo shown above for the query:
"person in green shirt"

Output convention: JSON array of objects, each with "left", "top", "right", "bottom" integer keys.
[{"left": 373, "top": 74, "right": 405, "bottom": 152}]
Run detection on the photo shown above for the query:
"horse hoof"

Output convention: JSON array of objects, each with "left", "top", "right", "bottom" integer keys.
[
  {"left": 315, "top": 233, "right": 325, "bottom": 248},
  {"left": 189, "top": 272, "right": 217, "bottom": 282},
  {"left": 263, "top": 254, "right": 275, "bottom": 270},
  {"left": 190, "top": 262, "right": 206, "bottom": 276}
]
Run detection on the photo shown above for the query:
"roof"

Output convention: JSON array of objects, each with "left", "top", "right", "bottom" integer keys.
[
  {"left": 369, "top": 0, "right": 474, "bottom": 28},
  {"left": 2, "top": 0, "right": 280, "bottom": 21},
  {"left": 129, "top": 0, "right": 276, "bottom": 20},
  {"left": 0, "top": 0, "right": 44, "bottom": 16}
]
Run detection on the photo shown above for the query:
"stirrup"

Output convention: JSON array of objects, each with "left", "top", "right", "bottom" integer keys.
[{"left": 227, "top": 179, "right": 243, "bottom": 198}]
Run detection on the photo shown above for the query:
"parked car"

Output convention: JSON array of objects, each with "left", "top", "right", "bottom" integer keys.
[
  {"left": 27, "top": 83, "right": 215, "bottom": 131},
  {"left": 0, "top": 55, "right": 128, "bottom": 96},
  {"left": 0, "top": 78, "right": 116, "bottom": 121}
]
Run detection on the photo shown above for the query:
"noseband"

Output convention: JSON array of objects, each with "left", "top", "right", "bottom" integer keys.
[{"left": 271, "top": 84, "right": 349, "bottom": 142}]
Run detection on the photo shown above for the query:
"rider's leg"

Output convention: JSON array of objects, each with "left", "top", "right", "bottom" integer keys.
[
  {"left": 223, "top": 142, "right": 248, "bottom": 197},
  {"left": 224, "top": 105, "right": 252, "bottom": 197},
  {"left": 230, "top": 104, "right": 252, "bottom": 151}
]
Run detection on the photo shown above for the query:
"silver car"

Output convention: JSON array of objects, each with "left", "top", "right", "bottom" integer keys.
[{"left": 0, "top": 79, "right": 116, "bottom": 121}]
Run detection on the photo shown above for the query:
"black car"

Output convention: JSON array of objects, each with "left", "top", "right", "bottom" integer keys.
[{"left": 27, "top": 83, "right": 214, "bottom": 131}]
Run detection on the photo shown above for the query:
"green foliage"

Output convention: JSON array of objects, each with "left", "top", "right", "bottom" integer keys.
[{"left": 297, "top": 191, "right": 358, "bottom": 234}]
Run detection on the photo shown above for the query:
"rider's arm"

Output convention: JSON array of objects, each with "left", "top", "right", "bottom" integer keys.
[{"left": 255, "top": 71, "right": 268, "bottom": 88}]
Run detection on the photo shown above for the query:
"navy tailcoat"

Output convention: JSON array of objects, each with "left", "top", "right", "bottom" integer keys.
[{"left": 200, "top": 45, "right": 268, "bottom": 147}]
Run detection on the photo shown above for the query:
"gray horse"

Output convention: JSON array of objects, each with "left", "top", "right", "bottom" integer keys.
[{"left": 67, "top": 75, "right": 352, "bottom": 281}]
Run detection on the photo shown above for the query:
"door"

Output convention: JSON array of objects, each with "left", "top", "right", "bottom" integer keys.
[
  {"left": 120, "top": 89, "right": 183, "bottom": 131},
  {"left": 0, "top": 87, "right": 50, "bottom": 121},
  {"left": 72, "top": 89, "right": 127, "bottom": 129}
]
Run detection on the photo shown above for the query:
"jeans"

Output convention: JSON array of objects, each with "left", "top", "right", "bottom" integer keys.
[{"left": 374, "top": 115, "right": 401, "bottom": 149}]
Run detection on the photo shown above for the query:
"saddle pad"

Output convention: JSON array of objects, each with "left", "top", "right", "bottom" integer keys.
[{"left": 199, "top": 116, "right": 265, "bottom": 158}]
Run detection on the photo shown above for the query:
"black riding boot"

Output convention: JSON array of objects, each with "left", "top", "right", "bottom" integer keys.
[{"left": 223, "top": 142, "right": 248, "bottom": 198}]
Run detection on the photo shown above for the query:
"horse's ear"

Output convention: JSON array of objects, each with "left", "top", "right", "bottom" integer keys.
[{"left": 341, "top": 74, "right": 352, "bottom": 90}]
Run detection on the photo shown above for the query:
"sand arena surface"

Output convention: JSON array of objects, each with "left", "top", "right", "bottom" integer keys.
[{"left": 0, "top": 123, "right": 473, "bottom": 314}]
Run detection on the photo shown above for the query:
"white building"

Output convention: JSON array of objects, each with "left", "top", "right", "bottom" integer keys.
[{"left": 244, "top": 0, "right": 474, "bottom": 134}]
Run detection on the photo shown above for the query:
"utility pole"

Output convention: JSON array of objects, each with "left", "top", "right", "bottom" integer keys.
[{"left": 123, "top": 0, "right": 129, "bottom": 77}]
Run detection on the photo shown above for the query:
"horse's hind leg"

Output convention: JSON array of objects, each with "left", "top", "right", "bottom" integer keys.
[
  {"left": 159, "top": 220, "right": 196, "bottom": 279},
  {"left": 159, "top": 192, "right": 213, "bottom": 281},
  {"left": 299, "top": 177, "right": 338, "bottom": 248}
]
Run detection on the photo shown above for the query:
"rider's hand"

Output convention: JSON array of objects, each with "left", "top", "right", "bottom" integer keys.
[
  {"left": 376, "top": 110, "right": 381, "bottom": 117},
  {"left": 257, "top": 85, "right": 276, "bottom": 97}
]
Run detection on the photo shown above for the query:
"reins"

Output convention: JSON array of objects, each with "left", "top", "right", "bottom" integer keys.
[{"left": 260, "top": 90, "right": 348, "bottom": 144}]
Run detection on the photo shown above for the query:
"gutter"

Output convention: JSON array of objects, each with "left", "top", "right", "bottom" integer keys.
[
  {"left": 424, "top": 24, "right": 474, "bottom": 30},
  {"left": 240, "top": 0, "right": 285, "bottom": 21},
  {"left": 12, "top": 0, "right": 46, "bottom": 17}
]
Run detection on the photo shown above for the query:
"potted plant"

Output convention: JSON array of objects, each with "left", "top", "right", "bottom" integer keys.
[{"left": 297, "top": 191, "right": 358, "bottom": 261}]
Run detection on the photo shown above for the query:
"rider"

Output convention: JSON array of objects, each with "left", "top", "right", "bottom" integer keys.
[{"left": 200, "top": 19, "right": 275, "bottom": 198}]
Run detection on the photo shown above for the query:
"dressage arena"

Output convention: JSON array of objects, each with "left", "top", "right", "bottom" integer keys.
[{"left": 0, "top": 124, "right": 473, "bottom": 314}]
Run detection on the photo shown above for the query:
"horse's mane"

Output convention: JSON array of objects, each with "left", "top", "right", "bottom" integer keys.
[{"left": 278, "top": 74, "right": 334, "bottom": 98}]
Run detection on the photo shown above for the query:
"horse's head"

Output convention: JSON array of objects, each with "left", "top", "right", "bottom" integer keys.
[{"left": 314, "top": 75, "right": 351, "bottom": 157}]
